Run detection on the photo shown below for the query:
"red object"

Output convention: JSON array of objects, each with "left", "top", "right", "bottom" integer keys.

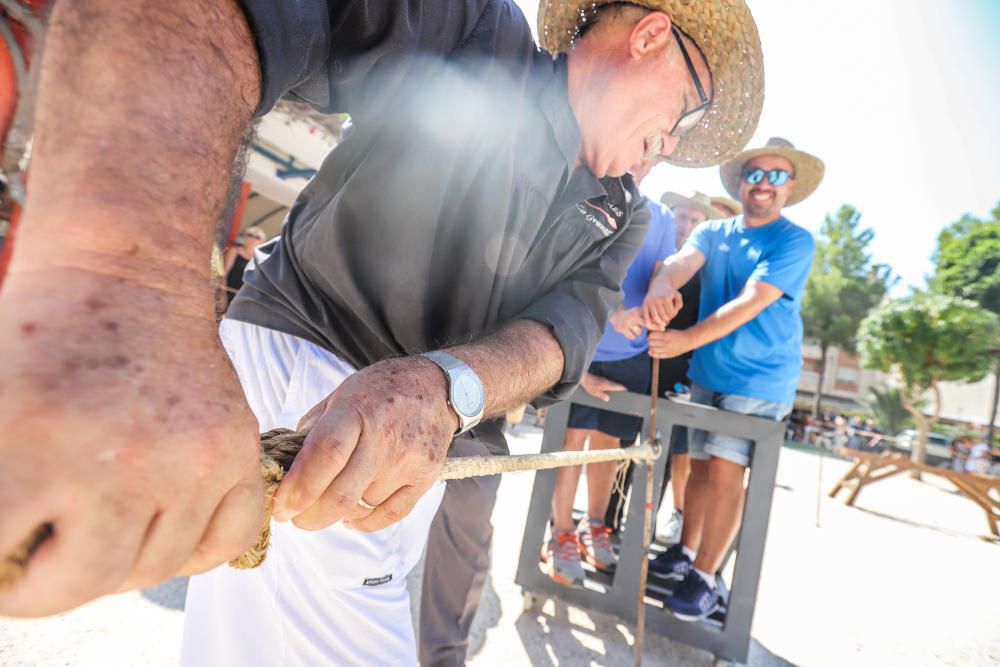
[{"left": 0, "top": 0, "right": 49, "bottom": 288}]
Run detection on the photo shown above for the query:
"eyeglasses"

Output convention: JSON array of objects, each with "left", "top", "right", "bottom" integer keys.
[
  {"left": 742, "top": 167, "right": 794, "bottom": 187},
  {"left": 669, "top": 25, "right": 712, "bottom": 138}
]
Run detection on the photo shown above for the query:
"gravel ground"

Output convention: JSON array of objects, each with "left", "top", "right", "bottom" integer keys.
[{"left": 2, "top": 426, "right": 997, "bottom": 666}]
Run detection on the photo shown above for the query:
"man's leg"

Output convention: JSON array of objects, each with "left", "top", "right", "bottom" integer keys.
[
  {"left": 584, "top": 431, "right": 622, "bottom": 519},
  {"left": 671, "top": 453, "right": 691, "bottom": 512},
  {"left": 691, "top": 456, "right": 745, "bottom": 574},
  {"left": 552, "top": 428, "right": 591, "bottom": 530},
  {"left": 419, "top": 438, "right": 501, "bottom": 667},
  {"left": 678, "top": 457, "right": 710, "bottom": 554}
]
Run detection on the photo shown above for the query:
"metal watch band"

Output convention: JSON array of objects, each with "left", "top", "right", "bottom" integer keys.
[{"left": 421, "top": 350, "right": 485, "bottom": 435}]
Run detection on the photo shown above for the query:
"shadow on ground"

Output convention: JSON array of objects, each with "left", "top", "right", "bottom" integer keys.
[
  {"left": 513, "top": 598, "right": 797, "bottom": 666},
  {"left": 141, "top": 577, "right": 189, "bottom": 611},
  {"left": 854, "top": 507, "right": 998, "bottom": 543}
]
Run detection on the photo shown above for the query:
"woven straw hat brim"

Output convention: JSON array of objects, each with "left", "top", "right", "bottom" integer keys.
[
  {"left": 720, "top": 146, "right": 825, "bottom": 206},
  {"left": 538, "top": 0, "right": 764, "bottom": 168},
  {"left": 660, "top": 192, "right": 728, "bottom": 220},
  {"left": 709, "top": 195, "right": 742, "bottom": 216}
]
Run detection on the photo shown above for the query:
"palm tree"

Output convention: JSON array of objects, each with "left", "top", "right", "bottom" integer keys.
[{"left": 867, "top": 387, "right": 913, "bottom": 438}]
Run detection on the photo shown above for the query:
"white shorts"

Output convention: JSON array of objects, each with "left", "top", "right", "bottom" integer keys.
[{"left": 181, "top": 319, "right": 445, "bottom": 667}]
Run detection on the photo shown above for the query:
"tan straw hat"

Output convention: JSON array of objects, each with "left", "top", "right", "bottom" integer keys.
[
  {"left": 660, "top": 191, "right": 728, "bottom": 220},
  {"left": 709, "top": 195, "right": 742, "bottom": 216},
  {"left": 720, "top": 137, "right": 825, "bottom": 206},
  {"left": 537, "top": 0, "right": 764, "bottom": 168}
]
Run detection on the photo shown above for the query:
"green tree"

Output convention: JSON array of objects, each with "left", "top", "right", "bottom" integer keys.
[
  {"left": 930, "top": 203, "right": 1000, "bottom": 444},
  {"left": 859, "top": 293, "right": 1000, "bottom": 476},
  {"left": 866, "top": 387, "right": 913, "bottom": 437},
  {"left": 801, "top": 205, "right": 893, "bottom": 416}
]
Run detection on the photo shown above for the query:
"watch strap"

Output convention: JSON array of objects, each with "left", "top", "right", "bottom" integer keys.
[{"left": 421, "top": 350, "right": 485, "bottom": 435}]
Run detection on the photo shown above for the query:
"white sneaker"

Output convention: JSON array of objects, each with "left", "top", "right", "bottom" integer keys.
[{"left": 657, "top": 509, "right": 683, "bottom": 543}]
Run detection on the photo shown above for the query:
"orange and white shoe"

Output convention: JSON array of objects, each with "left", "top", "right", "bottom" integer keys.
[
  {"left": 542, "top": 529, "right": 585, "bottom": 586},
  {"left": 578, "top": 519, "right": 617, "bottom": 570}
]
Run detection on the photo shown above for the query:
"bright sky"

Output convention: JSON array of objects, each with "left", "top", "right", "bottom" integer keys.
[{"left": 515, "top": 0, "right": 1000, "bottom": 292}]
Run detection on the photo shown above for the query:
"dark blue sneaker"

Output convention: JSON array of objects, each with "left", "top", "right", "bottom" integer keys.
[
  {"left": 648, "top": 544, "right": 691, "bottom": 581},
  {"left": 665, "top": 571, "right": 719, "bottom": 621}
]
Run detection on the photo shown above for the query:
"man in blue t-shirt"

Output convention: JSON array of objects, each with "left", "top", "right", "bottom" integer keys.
[
  {"left": 546, "top": 159, "right": 676, "bottom": 587},
  {"left": 642, "top": 138, "right": 823, "bottom": 620}
]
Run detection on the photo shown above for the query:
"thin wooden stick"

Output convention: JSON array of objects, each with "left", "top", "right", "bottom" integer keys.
[{"left": 635, "top": 359, "right": 660, "bottom": 667}]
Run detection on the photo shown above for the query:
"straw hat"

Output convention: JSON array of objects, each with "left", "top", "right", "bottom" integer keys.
[
  {"left": 537, "top": 0, "right": 764, "bottom": 168},
  {"left": 720, "top": 137, "right": 825, "bottom": 206},
  {"left": 660, "top": 190, "right": 728, "bottom": 220},
  {"left": 709, "top": 195, "right": 742, "bottom": 216}
]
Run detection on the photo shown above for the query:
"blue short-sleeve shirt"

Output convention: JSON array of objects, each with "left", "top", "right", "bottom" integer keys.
[
  {"left": 593, "top": 199, "right": 676, "bottom": 362},
  {"left": 686, "top": 215, "right": 815, "bottom": 403}
]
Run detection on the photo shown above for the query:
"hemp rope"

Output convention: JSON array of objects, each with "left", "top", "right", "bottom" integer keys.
[{"left": 0, "top": 429, "right": 659, "bottom": 586}]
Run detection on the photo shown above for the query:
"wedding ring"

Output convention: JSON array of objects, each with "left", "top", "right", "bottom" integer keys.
[{"left": 357, "top": 497, "right": 378, "bottom": 511}]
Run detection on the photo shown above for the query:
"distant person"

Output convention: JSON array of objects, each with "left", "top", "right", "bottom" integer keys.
[
  {"left": 709, "top": 195, "right": 742, "bottom": 218},
  {"left": 950, "top": 436, "right": 970, "bottom": 472},
  {"left": 643, "top": 137, "right": 822, "bottom": 621},
  {"left": 223, "top": 227, "right": 267, "bottom": 303},
  {"left": 966, "top": 438, "right": 991, "bottom": 475}
]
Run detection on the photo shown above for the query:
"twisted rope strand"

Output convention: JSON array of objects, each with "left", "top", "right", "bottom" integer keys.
[{"left": 1, "top": 428, "right": 659, "bottom": 585}]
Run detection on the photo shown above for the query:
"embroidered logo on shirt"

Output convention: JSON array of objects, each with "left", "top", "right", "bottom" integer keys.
[
  {"left": 363, "top": 574, "right": 393, "bottom": 587},
  {"left": 576, "top": 201, "right": 618, "bottom": 238},
  {"left": 719, "top": 242, "right": 731, "bottom": 252}
]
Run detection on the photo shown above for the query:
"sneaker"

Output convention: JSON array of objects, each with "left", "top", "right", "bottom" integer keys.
[
  {"left": 648, "top": 543, "right": 691, "bottom": 581},
  {"left": 543, "top": 530, "right": 585, "bottom": 586},
  {"left": 657, "top": 509, "right": 683, "bottom": 543},
  {"left": 578, "top": 519, "right": 617, "bottom": 570},
  {"left": 664, "top": 570, "right": 719, "bottom": 622},
  {"left": 715, "top": 574, "right": 729, "bottom": 615}
]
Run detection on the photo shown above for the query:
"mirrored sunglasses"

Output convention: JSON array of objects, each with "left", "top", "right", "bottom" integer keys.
[{"left": 742, "top": 167, "right": 793, "bottom": 187}]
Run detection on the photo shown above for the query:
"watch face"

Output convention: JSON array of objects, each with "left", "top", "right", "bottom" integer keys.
[{"left": 452, "top": 372, "right": 485, "bottom": 417}]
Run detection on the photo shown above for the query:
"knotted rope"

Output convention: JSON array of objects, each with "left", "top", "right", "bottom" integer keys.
[{"left": 1, "top": 429, "right": 660, "bottom": 586}]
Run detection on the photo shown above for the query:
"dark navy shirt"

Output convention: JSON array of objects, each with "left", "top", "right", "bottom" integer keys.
[{"left": 228, "top": 0, "right": 649, "bottom": 424}]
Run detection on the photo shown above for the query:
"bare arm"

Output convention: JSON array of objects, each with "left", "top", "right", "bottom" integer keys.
[
  {"left": 275, "top": 319, "right": 566, "bottom": 532},
  {"left": 642, "top": 246, "right": 706, "bottom": 329},
  {"left": 223, "top": 246, "right": 240, "bottom": 275},
  {"left": 0, "top": 0, "right": 263, "bottom": 616},
  {"left": 648, "top": 280, "right": 784, "bottom": 359}
]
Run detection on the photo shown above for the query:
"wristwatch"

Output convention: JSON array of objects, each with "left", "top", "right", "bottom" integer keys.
[{"left": 421, "top": 350, "right": 485, "bottom": 435}]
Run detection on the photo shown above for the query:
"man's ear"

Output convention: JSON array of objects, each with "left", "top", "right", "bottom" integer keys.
[{"left": 628, "top": 12, "right": 672, "bottom": 60}]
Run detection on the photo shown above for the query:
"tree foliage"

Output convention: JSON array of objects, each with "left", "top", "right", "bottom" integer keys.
[
  {"left": 929, "top": 202, "right": 1000, "bottom": 443},
  {"left": 801, "top": 205, "right": 894, "bottom": 414},
  {"left": 859, "top": 293, "right": 998, "bottom": 392},
  {"left": 859, "top": 293, "right": 999, "bottom": 467},
  {"left": 802, "top": 205, "right": 894, "bottom": 353},
  {"left": 931, "top": 202, "right": 1000, "bottom": 316}
]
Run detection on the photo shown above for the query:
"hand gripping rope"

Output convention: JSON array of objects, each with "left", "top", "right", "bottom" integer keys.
[{"left": 2, "top": 367, "right": 663, "bottom": 662}]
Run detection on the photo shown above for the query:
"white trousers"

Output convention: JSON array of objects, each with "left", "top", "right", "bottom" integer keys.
[{"left": 181, "top": 319, "right": 444, "bottom": 666}]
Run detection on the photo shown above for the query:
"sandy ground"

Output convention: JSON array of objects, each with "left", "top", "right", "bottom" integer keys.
[{"left": 2, "top": 425, "right": 998, "bottom": 666}]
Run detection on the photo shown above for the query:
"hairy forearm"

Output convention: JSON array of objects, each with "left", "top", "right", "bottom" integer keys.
[
  {"left": 445, "top": 319, "right": 564, "bottom": 418},
  {"left": 11, "top": 0, "right": 259, "bottom": 299}
]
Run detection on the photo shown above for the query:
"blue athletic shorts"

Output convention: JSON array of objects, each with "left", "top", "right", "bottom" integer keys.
[{"left": 567, "top": 352, "right": 651, "bottom": 443}]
